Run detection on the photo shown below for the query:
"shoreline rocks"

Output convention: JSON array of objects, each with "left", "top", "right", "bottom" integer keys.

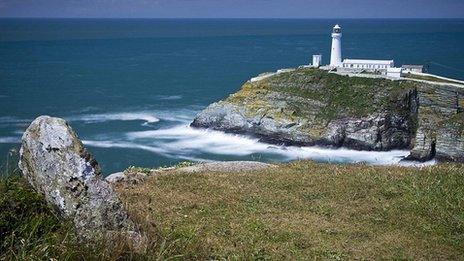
[
  {"left": 191, "top": 68, "right": 464, "bottom": 162},
  {"left": 18, "top": 116, "right": 144, "bottom": 250}
]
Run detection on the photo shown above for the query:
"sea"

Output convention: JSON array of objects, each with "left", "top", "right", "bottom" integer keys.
[{"left": 1, "top": 19, "right": 463, "bottom": 174}]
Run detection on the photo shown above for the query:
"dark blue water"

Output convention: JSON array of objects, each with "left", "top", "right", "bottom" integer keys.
[{"left": 1, "top": 19, "right": 463, "bottom": 173}]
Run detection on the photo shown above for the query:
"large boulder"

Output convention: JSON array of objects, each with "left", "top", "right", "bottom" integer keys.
[{"left": 18, "top": 116, "right": 144, "bottom": 249}]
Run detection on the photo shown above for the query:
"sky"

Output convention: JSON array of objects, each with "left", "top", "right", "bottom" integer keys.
[{"left": 0, "top": 0, "right": 463, "bottom": 18}]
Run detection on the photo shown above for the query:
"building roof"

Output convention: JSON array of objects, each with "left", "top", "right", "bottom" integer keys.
[{"left": 343, "top": 59, "right": 394, "bottom": 65}]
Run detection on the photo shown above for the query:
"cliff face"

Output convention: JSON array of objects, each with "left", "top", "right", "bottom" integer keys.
[
  {"left": 408, "top": 84, "right": 464, "bottom": 161},
  {"left": 191, "top": 68, "right": 464, "bottom": 162}
]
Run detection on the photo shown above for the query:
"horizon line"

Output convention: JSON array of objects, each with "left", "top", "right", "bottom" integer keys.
[{"left": 1, "top": 17, "right": 463, "bottom": 20}]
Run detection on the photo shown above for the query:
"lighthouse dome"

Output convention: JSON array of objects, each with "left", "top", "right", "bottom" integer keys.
[{"left": 333, "top": 24, "right": 341, "bottom": 34}]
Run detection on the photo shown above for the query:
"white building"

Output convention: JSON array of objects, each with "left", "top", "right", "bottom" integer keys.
[
  {"left": 402, "top": 65, "right": 424, "bottom": 73},
  {"left": 329, "top": 24, "right": 396, "bottom": 73},
  {"left": 330, "top": 24, "right": 342, "bottom": 67},
  {"left": 341, "top": 59, "right": 395, "bottom": 71},
  {"left": 312, "top": 54, "right": 322, "bottom": 67},
  {"left": 311, "top": 24, "right": 422, "bottom": 77},
  {"left": 386, "top": 67, "right": 403, "bottom": 78}
]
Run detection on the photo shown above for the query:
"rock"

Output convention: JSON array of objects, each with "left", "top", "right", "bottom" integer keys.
[
  {"left": 106, "top": 171, "right": 148, "bottom": 184},
  {"left": 177, "top": 161, "right": 276, "bottom": 173},
  {"left": 105, "top": 172, "right": 126, "bottom": 183},
  {"left": 191, "top": 68, "right": 464, "bottom": 162},
  {"left": 18, "top": 116, "right": 144, "bottom": 249},
  {"left": 408, "top": 84, "right": 464, "bottom": 162}
]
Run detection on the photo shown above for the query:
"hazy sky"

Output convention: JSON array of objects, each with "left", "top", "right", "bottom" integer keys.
[{"left": 0, "top": 0, "right": 463, "bottom": 18}]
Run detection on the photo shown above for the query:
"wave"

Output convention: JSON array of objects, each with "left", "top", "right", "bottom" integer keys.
[
  {"left": 0, "top": 117, "right": 31, "bottom": 128},
  {"left": 83, "top": 124, "right": 433, "bottom": 166},
  {"left": 154, "top": 95, "right": 183, "bottom": 100},
  {"left": 0, "top": 136, "right": 20, "bottom": 144},
  {"left": 68, "top": 108, "right": 199, "bottom": 125},
  {"left": 0, "top": 116, "right": 30, "bottom": 124},
  {"left": 68, "top": 112, "right": 160, "bottom": 124}
]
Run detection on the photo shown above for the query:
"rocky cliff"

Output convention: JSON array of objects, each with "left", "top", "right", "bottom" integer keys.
[{"left": 191, "top": 68, "right": 464, "bottom": 162}]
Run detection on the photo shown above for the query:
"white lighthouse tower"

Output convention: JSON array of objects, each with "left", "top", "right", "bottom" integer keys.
[{"left": 330, "top": 24, "right": 342, "bottom": 67}]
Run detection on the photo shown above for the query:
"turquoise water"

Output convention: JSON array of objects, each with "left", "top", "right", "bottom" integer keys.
[{"left": 1, "top": 19, "right": 463, "bottom": 174}]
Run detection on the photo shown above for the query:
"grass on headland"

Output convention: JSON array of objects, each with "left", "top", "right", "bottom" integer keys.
[
  {"left": 228, "top": 68, "right": 416, "bottom": 122},
  {"left": 1, "top": 160, "right": 464, "bottom": 259},
  {"left": 116, "top": 161, "right": 464, "bottom": 260},
  {"left": 403, "top": 73, "right": 464, "bottom": 85}
]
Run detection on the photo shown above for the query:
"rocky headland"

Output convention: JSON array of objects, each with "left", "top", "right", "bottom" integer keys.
[{"left": 191, "top": 68, "right": 464, "bottom": 162}]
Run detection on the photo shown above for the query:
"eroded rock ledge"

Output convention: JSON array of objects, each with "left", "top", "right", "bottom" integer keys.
[{"left": 191, "top": 68, "right": 464, "bottom": 162}]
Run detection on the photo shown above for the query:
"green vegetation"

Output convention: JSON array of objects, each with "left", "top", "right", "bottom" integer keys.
[
  {"left": 443, "top": 112, "right": 464, "bottom": 135},
  {"left": 268, "top": 68, "right": 416, "bottom": 119},
  {"left": 2, "top": 160, "right": 463, "bottom": 259},
  {"left": 0, "top": 171, "right": 184, "bottom": 260},
  {"left": 117, "top": 161, "right": 464, "bottom": 259},
  {"left": 228, "top": 68, "right": 416, "bottom": 122},
  {"left": 404, "top": 73, "right": 464, "bottom": 85},
  {"left": 0, "top": 173, "right": 82, "bottom": 260}
]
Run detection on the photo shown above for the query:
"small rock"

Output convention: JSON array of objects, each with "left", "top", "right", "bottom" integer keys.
[
  {"left": 18, "top": 116, "right": 145, "bottom": 250},
  {"left": 105, "top": 172, "right": 126, "bottom": 183},
  {"left": 106, "top": 171, "right": 148, "bottom": 184}
]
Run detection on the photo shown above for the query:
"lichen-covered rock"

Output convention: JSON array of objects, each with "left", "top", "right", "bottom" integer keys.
[
  {"left": 192, "top": 68, "right": 464, "bottom": 162},
  {"left": 18, "top": 116, "right": 144, "bottom": 248}
]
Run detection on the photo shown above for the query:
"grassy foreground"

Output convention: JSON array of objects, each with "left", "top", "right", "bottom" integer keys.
[
  {"left": 1, "top": 161, "right": 463, "bottom": 259},
  {"left": 116, "top": 161, "right": 464, "bottom": 260}
]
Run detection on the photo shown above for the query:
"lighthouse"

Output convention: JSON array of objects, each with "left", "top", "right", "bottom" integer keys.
[{"left": 330, "top": 24, "right": 342, "bottom": 67}]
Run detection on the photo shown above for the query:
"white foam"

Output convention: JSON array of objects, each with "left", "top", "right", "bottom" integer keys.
[
  {"left": 84, "top": 124, "right": 432, "bottom": 167},
  {"left": 82, "top": 140, "right": 166, "bottom": 154},
  {"left": 0, "top": 116, "right": 30, "bottom": 124},
  {"left": 68, "top": 108, "right": 200, "bottom": 125},
  {"left": 69, "top": 112, "right": 160, "bottom": 124},
  {"left": 154, "top": 95, "right": 183, "bottom": 100},
  {"left": 0, "top": 136, "right": 20, "bottom": 143}
]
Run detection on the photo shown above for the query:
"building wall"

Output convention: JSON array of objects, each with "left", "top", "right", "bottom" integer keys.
[
  {"left": 342, "top": 62, "right": 392, "bottom": 70},
  {"left": 403, "top": 68, "right": 423, "bottom": 73},
  {"left": 330, "top": 34, "right": 342, "bottom": 66},
  {"left": 312, "top": 55, "right": 322, "bottom": 67}
]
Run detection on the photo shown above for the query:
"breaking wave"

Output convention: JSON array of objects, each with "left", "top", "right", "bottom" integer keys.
[
  {"left": 68, "top": 112, "right": 160, "bottom": 124},
  {"left": 0, "top": 136, "right": 20, "bottom": 144},
  {"left": 68, "top": 108, "right": 198, "bottom": 125},
  {"left": 84, "top": 124, "right": 435, "bottom": 167},
  {"left": 154, "top": 95, "right": 183, "bottom": 100},
  {"left": 1, "top": 111, "right": 435, "bottom": 167}
]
